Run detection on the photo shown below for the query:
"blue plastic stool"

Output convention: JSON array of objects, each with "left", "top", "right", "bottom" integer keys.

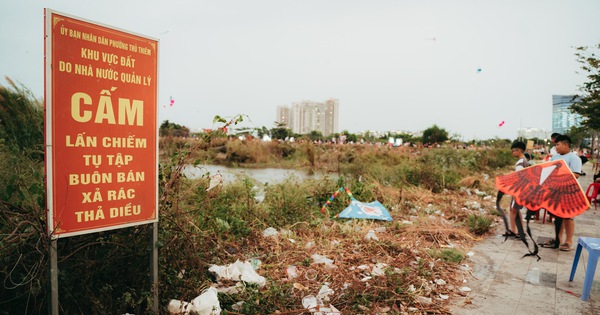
[{"left": 569, "top": 237, "right": 600, "bottom": 301}]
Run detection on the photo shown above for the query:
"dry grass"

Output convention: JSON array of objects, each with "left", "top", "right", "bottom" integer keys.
[{"left": 199, "top": 178, "right": 503, "bottom": 314}]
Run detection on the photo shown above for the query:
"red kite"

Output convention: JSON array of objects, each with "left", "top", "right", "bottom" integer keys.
[
  {"left": 495, "top": 159, "right": 589, "bottom": 259},
  {"left": 496, "top": 159, "right": 589, "bottom": 218}
]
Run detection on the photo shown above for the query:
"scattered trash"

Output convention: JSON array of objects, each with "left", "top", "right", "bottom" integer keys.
[
  {"left": 302, "top": 295, "right": 341, "bottom": 314},
  {"left": 262, "top": 227, "right": 278, "bottom": 237},
  {"left": 302, "top": 295, "right": 319, "bottom": 309},
  {"left": 317, "top": 283, "right": 334, "bottom": 301},
  {"left": 364, "top": 230, "right": 379, "bottom": 241},
  {"left": 312, "top": 254, "right": 337, "bottom": 269},
  {"left": 206, "top": 173, "right": 223, "bottom": 192},
  {"left": 305, "top": 268, "right": 318, "bottom": 280},
  {"left": 435, "top": 279, "right": 446, "bottom": 285},
  {"left": 208, "top": 260, "right": 266, "bottom": 287},
  {"left": 250, "top": 258, "right": 261, "bottom": 270},
  {"left": 374, "top": 226, "right": 386, "bottom": 233},
  {"left": 287, "top": 265, "right": 298, "bottom": 279},
  {"left": 371, "top": 263, "right": 388, "bottom": 276},
  {"left": 167, "top": 299, "right": 193, "bottom": 315},
  {"left": 167, "top": 287, "right": 221, "bottom": 315},
  {"left": 408, "top": 284, "right": 416, "bottom": 293},
  {"left": 474, "top": 189, "right": 486, "bottom": 196},
  {"left": 459, "top": 286, "right": 472, "bottom": 292},
  {"left": 466, "top": 251, "right": 474, "bottom": 257},
  {"left": 439, "top": 294, "right": 449, "bottom": 300},
  {"left": 416, "top": 296, "right": 433, "bottom": 305},
  {"left": 400, "top": 220, "right": 413, "bottom": 225}
]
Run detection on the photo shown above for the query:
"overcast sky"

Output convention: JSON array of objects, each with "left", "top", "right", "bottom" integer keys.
[{"left": 2, "top": 0, "right": 599, "bottom": 140}]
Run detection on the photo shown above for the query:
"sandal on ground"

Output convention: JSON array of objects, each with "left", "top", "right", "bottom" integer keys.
[
  {"left": 502, "top": 231, "right": 517, "bottom": 237},
  {"left": 560, "top": 243, "right": 573, "bottom": 251},
  {"left": 539, "top": 239, "right": 559, "bottom": 248}
]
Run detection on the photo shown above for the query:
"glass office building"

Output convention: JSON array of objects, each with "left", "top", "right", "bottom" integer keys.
[{"left": 552, "top": 95, "right": 582, "bottom": 134}]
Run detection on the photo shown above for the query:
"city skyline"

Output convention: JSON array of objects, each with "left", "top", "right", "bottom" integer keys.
[
  {"left": 276, "top": 99, "right": 339, "bottom": 136},
  {"left": 1, "top": 1, "right": 599, "bottom": 140}
]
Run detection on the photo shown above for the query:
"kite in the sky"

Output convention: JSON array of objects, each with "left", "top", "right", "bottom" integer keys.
[
  {"left": 162, "top": 96, "right": 175, "bottom": 109},
  {"left": 498, "top": 120, "right": 505, "bottom": 127},
  {"left": 476, "top": 68, "right": 482, "bottom": 73},
  {"left": 495, "top": 159, "right": 589, "bottom": 259}
]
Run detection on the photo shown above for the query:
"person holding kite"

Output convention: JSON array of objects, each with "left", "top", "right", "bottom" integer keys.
[
  {"left": 544, "top": 132, "right": 561, "bottom": 161},
  {"left": 502, "top": 141, "right": 529, "bottom": 238},
  {"left": 548, "top": 135, "right": 582, "bottom": 251},
  {"left": 495, "top": 135, "right": 589, "bottom": 259}
]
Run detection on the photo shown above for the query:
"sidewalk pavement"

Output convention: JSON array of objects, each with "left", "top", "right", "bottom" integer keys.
[{"left": 452, "top": 162, "right": 600, "bottom": 315}]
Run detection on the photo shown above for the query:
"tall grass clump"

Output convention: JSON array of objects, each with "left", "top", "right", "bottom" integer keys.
[
  {"left": 0, "top": 78, "right": 48, "bottom": 314},
  {"left": 466, "top": 213, "right": 494, "bottom": 235}
]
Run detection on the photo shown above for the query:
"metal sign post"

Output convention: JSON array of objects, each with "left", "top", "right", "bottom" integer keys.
[
  {"left": 49, "top": 239, "right": 59, "bottom": 315},
  {"left": 44, "top": 8, "right": 159, "bottom": 312}
]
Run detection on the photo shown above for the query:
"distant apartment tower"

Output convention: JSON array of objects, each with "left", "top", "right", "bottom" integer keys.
[
  {"left": 552, "top": 95, "right": 582, "bottom": 134},
  {"left": 276, "top": 98, "right": 339, "bottom": 136},
  {"left": 276, "top": 106, "right": 290, "bottom": 128}
]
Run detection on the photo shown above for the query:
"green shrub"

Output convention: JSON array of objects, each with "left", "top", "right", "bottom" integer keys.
[
  {"left": 466, "top": 213, "right": 494, "bottom": 235},
  {"left": 429, "top": 248, "right": 464, "bottom": 263}
]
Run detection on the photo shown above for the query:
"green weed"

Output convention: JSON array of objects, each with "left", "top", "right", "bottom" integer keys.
[{"left": 466, "top": 213, "right": 494, "bottom": 235}]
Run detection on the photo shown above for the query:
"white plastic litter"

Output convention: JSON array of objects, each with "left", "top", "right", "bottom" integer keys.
[
  {"left": 417, "top": 296, "right": 432, "bottom": 305},
  {"left": 262, "top": 227, "right": 278, "bottom": 237},
  {"left": 371, "top": 263, "right": 387, "bottom": 276},
  {"left": 374, "top": 227, "right": 386, "bottom": 233},
  {"left": 287, "top": 265, "right": 298, "bottom": 279},
  {"left": 459, "top": 286, "right": 472, "bottom": 292},
  {"left": 167, "top": 299, "right": 193, "bottom": 315},
  {"left": 302, "top": 295, "right": 319, "bottom": 309},
  {"left": 302, "top": 295, "right": 341, "bottom": 315},
  {"left": 312, "top": 254, "right": 337, "bottom": 269},
  {"left": 364, "top": 230, "right": 379, "bottom": 241},
  {"left": 317, "top": 283, "right": 334, "bottom": 301},
  {"left": 206, "top": 174, "right": 223, "bottom": 192},
  {"left": 168, "top": 287, "right": 221, "bottom": 315},
  {"left": 474, "top": 189, "right": 486, "bottom": 196},
  {"left": 435, "top": 279, "right": 446, "bottom": 285},
  {"left": 191, "top": 287, "right": 221, "bottom": 315},
  {"left": 208, "top": 260, "right": 266, "bottom": 287}
]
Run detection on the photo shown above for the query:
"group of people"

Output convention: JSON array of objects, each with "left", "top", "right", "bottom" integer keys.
[{"left": 504, "top": 133, "right": 582, "bottom": 251}]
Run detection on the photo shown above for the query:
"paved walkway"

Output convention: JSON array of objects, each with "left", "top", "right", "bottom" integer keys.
[{"left": 452, "top": 162, "right": 600, "bottom": 315}]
